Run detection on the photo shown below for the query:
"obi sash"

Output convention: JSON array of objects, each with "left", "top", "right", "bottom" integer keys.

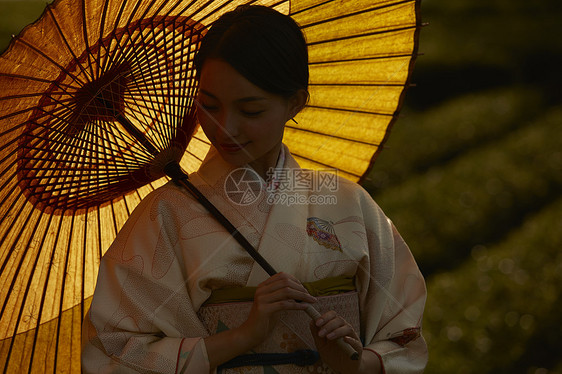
[{"left": 197, "top": 277, "right": 360, "bottom": 373}]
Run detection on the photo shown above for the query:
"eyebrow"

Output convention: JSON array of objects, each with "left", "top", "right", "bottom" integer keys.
[{"left": 199, "top": 89, "right": 268, "bottom": 103}]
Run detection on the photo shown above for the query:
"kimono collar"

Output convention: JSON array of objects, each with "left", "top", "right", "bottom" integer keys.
[{"left": 195, "top": 144, "right": 289, "bottom": 190}]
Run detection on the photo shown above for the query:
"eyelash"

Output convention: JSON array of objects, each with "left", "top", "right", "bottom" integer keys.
[
  {"left": 241, "top": 110, "right": 264, "bottom": 117},
  {"left": 200, "top": 103, "right": 218, "bottom": 112},
  {"left": 200, "top": 104, "right": 264, "bottom": 118}
]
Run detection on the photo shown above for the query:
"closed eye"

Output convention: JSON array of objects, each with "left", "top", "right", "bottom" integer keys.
[
  {"left": 241, "top": 110, "right": 265, "bottom": 117},
  {"left": 199, "top": 102, "right": 219, "bottom": 112}
]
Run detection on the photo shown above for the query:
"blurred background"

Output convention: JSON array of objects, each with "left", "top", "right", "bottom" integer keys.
[
  {"left": 363, "top": 1, "right": 562, "bottom": 373},
  {"left": 1, "top": 0, "right": 561, "bottom": 373}
]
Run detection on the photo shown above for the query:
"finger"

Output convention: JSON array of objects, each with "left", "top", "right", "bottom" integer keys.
[
  {"left": 260, "top": 272, "right": 301, "bottom": 285},
  {"left": 315, "top": 310, "right": 338, "bottom": 327},
  {"left": 256, "top": 279, "right": 316, "bottom": 304},
  {"left": 323, "top": 324, "right": 354, "bottom": 340},
  {"left": 258, "top": 286, "right": 317, "bottom": 304},
  {"left": 310, "top": 321, "right": 360, "bottom": 360},
  {"left": 343, "top": 336, "right": 363, "bottom": 355},
  {"left": 318, "top": 316, "right": 345, "bottom": 334},
  {"left": 258, "top": 273, "right": 308, "bottom": 294},
  {"left": 318, "top": 317, "right": 348, "bottom": 338},
  {"left": 268, "top": 299, "right": 311, "bottom": 313}
]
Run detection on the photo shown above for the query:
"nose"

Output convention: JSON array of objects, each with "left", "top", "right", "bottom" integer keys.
[{"left": 217, "top": 110, "right": 240, "bottom": 140}]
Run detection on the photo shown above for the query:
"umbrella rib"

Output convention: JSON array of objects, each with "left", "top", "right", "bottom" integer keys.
[
  {"left": 162, "top": 19, "right": 185, "bottom": 146},
  {"left": 0, "top": 118, "right": 28, "bottom": 141},
  {"left": 306, "top": 24, "right": 418, "bottom": 47},
  {"left": 0, "top": 73, "right": 81, "bottom": 109},
  {"left": 179, "top": 0, "right": 224, "bottom": 25},
  {"left": 309, "top": 82, "right": 407, "bottom": 87},
  {"left": 9, "top": 38, "right": 87, "bottom": 88},
  {"left": 309, "top": 53, "right": 418, "bottom": 65},
  {"left": 0, "top": 170, "right": 24, "bottom": 250},
  {"left": 110, "top": 0, "right": 166, "bottom": 81},
  {"left": 0, "top": 198, "right": 37, "bottom": 324},
  {"left": 22, "top": 120, "right": 152, "bottom": 187},
  {"left": 285, "top": 124, "right": 384, "bottom": 147},
  {"left": 109, "top": 198, "right": 120, "bottom": 238},
  {"left": 94, "top": 0, "right": 113, "bottom": 80},
  {"left": 21, "top": 211, "right": 55, "bottom": 372},
  {"left": 162, "top": 26, "right": 179, "bottom": 147},
  {"left": 290, "top": 152, "right": 362, "bottom": 179},
  {"left": 292, "top": 0, "right": 413, "bottom": 18},
  {"left": 162, "top": 21, "right": 182, "bottom": 148},
  {"left": 130, "top": 21, "right": 168, "bottom": 151},
  {"left": 53, "top": 210, "right": 76, "bottom": 372},
  {"left": 137, "top": 0, "right": 164, "bottom": 27},
  {"left": 29, "top": 210, "right": 65, "bottom": 374},
  {"left": 182, "top": 148, "right": 206, "bottom": 164},
  {"left": 104, "top": 15, "right": 136, "bottom": 72},
  {"left": 304, "top": 104, "right": 396, "bottom": 117},
  {"left": 0, "top": 91, "right": 55, "bottom": 102},
  {"left": 45, "top": 5, "right": 92, "bottom": 83},
  {"left": 99, "top": 0, "right": 129, "bottom": 74},
  {"left": 0, "top": 145, "right": 18, "bottom": 179},
  {"left": 28, "top": 95, "right": 78, "bottom": 127},
  {"left": 24, "top": 113, "right": 145, "bottom": 165},
  {"left": 0, "top": 73, "right": 74, "bottom": 88},
  {"left": 185, "top": 27, "right": 206, "bottom": 128},
  {"left": 80, "top": 208, "right": 89, "bottom": 361},
  {"left": 96, "top": 207, "right": 103, "bottom": 269},
  {"left": 106, "top": 23, "right": 162, "bottom": 153},
  {"left": 79, "top": 0, "right": 95, "bottom": 83},
  {"left": 17, "top": 164, "right": 139, "bottom": 192},
  {"left": 165, "top": 23, "right": 200, "bottom": 148},
  {"left": 190, "top": 133, "right": 211, "bottom": 146},
  {"left": 298, "top": 0, "right": 416, "bottom": 28},
  {"left": 130, "top": 23, "right": 194, "bottom": 151},
  {"left": 161, "top": 0, "right": 185, "bottom": 21},
  {"left": 272, "top": 0, "right": 290, "bottom": 11},
  {"left": 75, "top": 117, "right": 101, "bottom": 194}
]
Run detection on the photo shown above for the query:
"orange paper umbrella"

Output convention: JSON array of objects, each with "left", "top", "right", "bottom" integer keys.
[{"left": 0, "top": 0, "right": 421, "bottom": 372}]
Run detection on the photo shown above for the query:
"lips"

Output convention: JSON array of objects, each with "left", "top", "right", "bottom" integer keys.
[{"left": 219, "top": 141, "right": 249, "bottom": 152}]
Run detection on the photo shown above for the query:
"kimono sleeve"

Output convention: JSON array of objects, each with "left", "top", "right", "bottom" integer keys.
[
  {"left": 81, "top": 186, "right": 212, "bottom": 374},
  {"left": 356, "top": 190, "right": 428, "bottom": 373}
]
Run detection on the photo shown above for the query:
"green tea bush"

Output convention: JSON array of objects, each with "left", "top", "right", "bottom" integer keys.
[
  {"left": 424, "top": 196, "right": 562, "bottom": 373},
  {"left": 365, "top": 87, "right": 543, "bottom": 191},
  {"left": 373, "top": 105, "right": 562, "bottom": 274}
]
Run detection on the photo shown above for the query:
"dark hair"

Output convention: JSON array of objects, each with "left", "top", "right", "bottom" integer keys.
[{"left": 194, "top": 5, "right": 309, "bottom": 98}]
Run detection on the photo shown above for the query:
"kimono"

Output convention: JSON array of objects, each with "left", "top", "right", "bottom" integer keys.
[{"left": 81, "top": 144, "right": 428, "bottom": 373}]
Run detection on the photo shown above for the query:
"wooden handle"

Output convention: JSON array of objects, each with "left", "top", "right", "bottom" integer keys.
[{"left": 305, "top": 304, "right": 360, "bottom": 360}]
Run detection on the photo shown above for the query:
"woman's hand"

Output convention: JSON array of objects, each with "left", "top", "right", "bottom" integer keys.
[
  {"left": 240, "top": 272, "right": 317, "bottom": 347},
  {"left": 310, "top": 311, "right": 365, "bottom": 374}
]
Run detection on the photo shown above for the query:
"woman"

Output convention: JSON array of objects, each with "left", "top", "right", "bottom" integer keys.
[{"left": 82, "top": 5, "right": 427, "bottom": 373}]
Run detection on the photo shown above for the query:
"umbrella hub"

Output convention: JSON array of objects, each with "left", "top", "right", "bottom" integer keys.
[{"left": 72, "top": 63, "right": 132, "bottom": 133}]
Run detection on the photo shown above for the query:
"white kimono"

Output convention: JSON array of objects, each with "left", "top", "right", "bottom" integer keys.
[{"left": 82, "top": 145, "right": 428, "bottom": 373}]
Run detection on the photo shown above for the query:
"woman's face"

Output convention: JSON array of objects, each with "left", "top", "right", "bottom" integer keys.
[{"left": 196, "top": 59, "right": 304, "bottom": 179}]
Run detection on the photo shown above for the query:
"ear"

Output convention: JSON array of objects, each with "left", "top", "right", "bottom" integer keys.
[{"left": 287, "top": 88, "right": 309, "bottom": 119}]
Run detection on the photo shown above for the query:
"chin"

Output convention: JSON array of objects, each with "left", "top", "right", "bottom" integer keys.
[{"left": 217, "top": 150, "right": 252, "bottom": 167}]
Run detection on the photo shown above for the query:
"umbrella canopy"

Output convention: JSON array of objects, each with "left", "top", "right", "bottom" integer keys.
[{"left": 0, "top": 0, "right": 421, "bottom": 372}]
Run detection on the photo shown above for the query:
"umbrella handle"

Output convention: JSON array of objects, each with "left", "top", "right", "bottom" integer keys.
[
  {"left": 304, "top": 304, "right": 361, "bottom": 361},
  {"left": 164, "top": 162, "right": 359, "bottom": 361}
]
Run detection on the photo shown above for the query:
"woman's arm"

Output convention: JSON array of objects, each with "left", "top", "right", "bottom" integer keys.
[{"left": 204, "top": 272, "right": 317, "bottom": 370}]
